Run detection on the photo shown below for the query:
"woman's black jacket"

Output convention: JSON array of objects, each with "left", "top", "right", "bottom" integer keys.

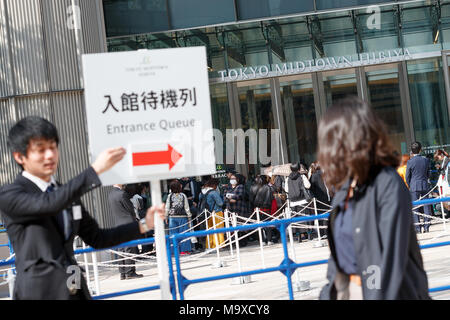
[{"left": 319, "top": 166, "right": 430, "bottom": 300}]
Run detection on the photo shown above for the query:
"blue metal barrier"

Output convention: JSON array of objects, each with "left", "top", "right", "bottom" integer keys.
[
  {"left": 74, "top": 236, "right": 177, "bottom": 300},
  {"left": 413, "top": 196, "right": 450, "bottom": 206},
  {"left": 0, "top": 195, "right": 449, "bottom": 300},
  {"left": 0, "top": 228, "right": 14, "bottom": 276},
  {"left": 172, "top": 213, "right": 329, "bottom": 300},
  {"left": 170, "top": 196, "right": 450, "bottom": 300},
  {"left": 0, "top": 235, "right": 177, "bottom": 299}
]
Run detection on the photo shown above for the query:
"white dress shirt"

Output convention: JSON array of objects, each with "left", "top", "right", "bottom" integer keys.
[{"left": 22, "top": 171, "right": 57, "bottom": 192}]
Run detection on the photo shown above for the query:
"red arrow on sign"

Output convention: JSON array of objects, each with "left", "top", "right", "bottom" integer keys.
[{"left": 132, "top": 144, "right": 183, "bottom": 170}]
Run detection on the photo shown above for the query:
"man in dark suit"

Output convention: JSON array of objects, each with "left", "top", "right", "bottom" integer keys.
[
  {"left": 406, "top": 141, "right": 433, "bottom": 233},
  {"left": 108, "top": 184, "right": 143, "bottom": 280},
  {"left": 0, "top": 116, "right": 164, "bottom": 299}
]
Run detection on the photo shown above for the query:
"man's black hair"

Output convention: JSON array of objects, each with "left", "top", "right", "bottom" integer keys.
[
  {"left": 290, "top": 162, "right": 300, "bottom": 172},
  {"left": 236, "top": 173, "right": 246, "bottom": 185},
  {"left": 7, "top": 116, "right": 59, "bottom": 156},
  {"left": 124, "top": 184, "right": 139, "bottom": 196},
  {"left": 411, "top": 141, "right": 422, "bottom": 155}
]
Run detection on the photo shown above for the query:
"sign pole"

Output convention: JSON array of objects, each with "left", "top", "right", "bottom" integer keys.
[{"left": 150, "top": 180, "right": 171, "bottom": 300}]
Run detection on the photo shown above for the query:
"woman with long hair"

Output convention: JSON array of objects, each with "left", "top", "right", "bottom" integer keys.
[{"left": 318, "top": 96, "right": 429, "bottom": 300}]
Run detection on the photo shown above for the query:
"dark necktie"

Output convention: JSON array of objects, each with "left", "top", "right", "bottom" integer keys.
[{"left": 46, "top": 183, "right": 72, "bottom": 241}]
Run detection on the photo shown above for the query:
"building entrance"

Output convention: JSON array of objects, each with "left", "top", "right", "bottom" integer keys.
[{"left": 224, "top": 57, "right": 449, "bottom": 179}]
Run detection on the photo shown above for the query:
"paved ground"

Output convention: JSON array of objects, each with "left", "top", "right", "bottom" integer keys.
[{"left": 1, "top": 222, "right": 450, "bottom": 300}]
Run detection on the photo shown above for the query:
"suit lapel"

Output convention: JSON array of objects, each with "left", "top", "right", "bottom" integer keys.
[
  {"left": 16, "top": 174, "right": 67, "bottom": 240},
  {"left": 17, "top": 174, "right": 77, "bottom": 242},
  {"left": 16, "top": 174, "right": 44, "bottom": 193}
]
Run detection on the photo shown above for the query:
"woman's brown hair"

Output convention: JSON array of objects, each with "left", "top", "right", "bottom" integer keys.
[
  {"left": 169, "top": 180, "right": 182, "bottom": 193},
  {"left": 309, "top": 161, "right": 320, "bottom": 175},
  {"left": 205, "top": 178, "right": 219, "bottom": 189},
  {"left": 318, "top": 96, "right": 399, "bottom": 190}
]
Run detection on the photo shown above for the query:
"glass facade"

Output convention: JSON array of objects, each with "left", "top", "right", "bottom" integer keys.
[
  {"left": 168, "top": 0, "right": 235, "bottom": 30},
  {"left": 105, "top": 0, "right": 450, "bottom": 176},
  {"left": 318, "top": 11, "right": 357, "bottom": 57},
  {"left": 316, "top": 0, "right": 393, "bottom": 11},
  {"left": 104, "top": 1, "right": 433, "bottom": 37},
  {"left": 322, "top": 69, "right": 358, "bottom": 108},
  {"left": 237, "top": 81, "right": 274, "bottom": 177},
  {"left": 357, "top": 5, "right": 400, "bottom": 53},
  {"left": 279, "top": 75, "right": 317, "bottom": 166},
  {"left": 365, "top": 64, "right": 407, "bottom": 153},
  {"left": 401, "top": 1, "right": 442, "bottom": 53},
  {"left": 236, "top": 0, "right": 314, "bottom": 20},
  {"left": 210, "top": 83, "right": 232, "bottom": 165},
  {"left": 443, "top": 2, "right": 450, "bottom": 50},
  {"left": 104, "top": 0, "right": 170, "bottom": 37},
  {"left": 408, "top": 58, "right": 450, "bottom": 147}
]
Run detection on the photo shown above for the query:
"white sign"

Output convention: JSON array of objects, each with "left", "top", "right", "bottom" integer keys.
[{"left": 82, "top": 47, "right": 216, "bottom": 185}]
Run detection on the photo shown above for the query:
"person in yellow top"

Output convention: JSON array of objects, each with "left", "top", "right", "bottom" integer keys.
[{"left": 397, "top": 154, "right": 410, "bottom": 187}]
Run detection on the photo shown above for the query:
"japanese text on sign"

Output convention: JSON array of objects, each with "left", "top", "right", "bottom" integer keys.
[{"left": 102, "top": 87, "right": 197, "bottom": 113}]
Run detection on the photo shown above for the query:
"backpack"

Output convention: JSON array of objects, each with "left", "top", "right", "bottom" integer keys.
[
  {"left": 254, "top": 185, "right": 273, "bottom": 209},
  {"left": 198, "top": 190, "right": 214, "bottom": 213},
  {"left": 288, "top": 175, "right": 313, "bottom": 202},
  {"left": 168, "top": 193, "right": 187, "bottom": 216}
]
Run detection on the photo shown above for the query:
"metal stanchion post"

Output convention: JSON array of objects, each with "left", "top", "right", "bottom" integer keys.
[
  {"left": 439, "top": 186, "right": 447, "bottom": 231},
  {"left": 7, "top": 269, "right": 14, "bottom": 299},
  {"left": 313, "top": 198, "right": 327, "bottom": 248},
  {"left": 205, "top": 210, "right": 211, "bottom": 250},
  {"left": 286, "top": 205, "right": 310, "bottom": 292},
  {"left": 224, "top": 209, "right": 234, "bottom": 257},
  {"left": 231, "top": 212, "right": 251, "bottom": 285},
  {"left": 256, "top": 208, "right": 266, "bottom": 269},
  {"left": 81, "top": 242, "right": 91, "bottom": 292},
  {"left": 91, "top": 251, "right": 101, "bottom": 295},
  {"left": 211, "top": 211, "right": 226, "bottom": 268}
]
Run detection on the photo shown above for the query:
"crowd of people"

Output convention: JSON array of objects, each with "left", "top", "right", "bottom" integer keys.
[
  {"left": 107, "top": 97, "right": 449, "bottom": 301},
  {"left": 115, "top": 140, "right": 450, "bottom": 259},
  {"left": 396, "top": 143, "right": 450, "bottom": 234},
  {"left": 2, "top": 95, "right": 445, "bottom": 299},
  {"left": 112, "top": 159, "right": 333, "bottom": 262}
]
